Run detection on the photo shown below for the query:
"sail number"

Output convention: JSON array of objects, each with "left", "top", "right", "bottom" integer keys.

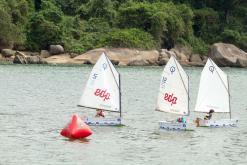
[
  {"left": 161, "top": 77, "right": 167, "bottom": 88},
  {"left": 209, "top": 66, "right": 215, "bottom": 74},
  {"left": 94, "top": 89, "right": 110, "bottom": 101},
  {"left": 164, "top": 93, "right": 177, "bottom": 106}
]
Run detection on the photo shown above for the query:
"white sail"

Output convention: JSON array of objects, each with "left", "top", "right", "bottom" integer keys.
[
  {"left": 156, "top": 56, "right": 189, "bottom": 115},
  {"left": 78, "top": 53, "right": 120, "bottom": 112},
  {"left": 194, "top": 58, "right": 230, "bottom": 113}
]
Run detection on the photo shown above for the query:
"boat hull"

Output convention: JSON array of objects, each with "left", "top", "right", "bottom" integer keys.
[
  {"left": 159, "top": 121, "right": 187, "bottom": 130},
  {"left": 84, "top": 117, "right": 121, "bottom": 126},
  {"left": 196, "top": 118, "right": 238, "bottom": 127}
]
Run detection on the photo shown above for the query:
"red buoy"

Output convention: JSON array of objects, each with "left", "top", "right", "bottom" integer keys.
[{"left": 60, "top": 114, "right": 93, "bottom": 139}]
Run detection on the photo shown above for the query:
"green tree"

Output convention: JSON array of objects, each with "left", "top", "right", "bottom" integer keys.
[
  {"left": 77, "top": 0, "right": 116, "bottom": 24},
  {"left": 0, "top": 8, "right": 16, "bottom": 48},
  {"left": 0, "top": 0, "right": 32, "bottom": 48},
  {"left": 102, "top": 28, "right": 156, "bottom": 49},
  {"left": 193, "top": 7, "right": 220, "bottom": 43},
  {"left": 117, "top": 2, "right": 193, "bottom": 49},
  {"left": 55, "top": 0, "right": 88, "bottom": 15},
  {"left": 26, "top": 1, "right": 63, "bottom": 50}
]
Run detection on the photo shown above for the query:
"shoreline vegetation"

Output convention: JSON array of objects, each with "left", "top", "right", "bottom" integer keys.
[{"left": 0, "top": 1, "right": 247, "bottom": 67}]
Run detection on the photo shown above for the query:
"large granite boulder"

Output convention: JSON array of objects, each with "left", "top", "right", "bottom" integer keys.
[
  {"left": 171, "top": 45, "right": 191, "bottom": 62},
  {"left": 209, "top": 43, "right": 247, "bottom": 67},
  {"left": 73, "top": 48, "right": 159, "bottom": 66},
  {"left": 157, "top": 47, "right": 190, "bottom": 66},
  {"left": 157, "top": 49, "right": 170, "bottom": 66},
  {"left": 40, "top": 50, "right": 50, "bottom": 58},
  {"left": 127, "top": 55, "right": 150, "bottom": 66},
  {"left": 49, "top": 45, "right": 64, "bottom": 55},
  {"left": 157, "top": 57, "right": 169, "bottom": 66},
  {"left": 188, "top": 54, "right": 204, "bottom": 66},
  {"left": 189, "top": 54, "right": 202, "bottom": 63},
  {"left": 175, "top": 51, "right": 188, "bottom": 62},
  {"left": 1, "top": 49, "right": 16, "bottom": 57}
]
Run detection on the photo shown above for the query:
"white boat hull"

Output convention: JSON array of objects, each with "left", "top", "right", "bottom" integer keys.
[
  {"left": 84, "top": 117, "right": 121, "bottom": 126},
  {"left": 197, "top": 118, "right": 238, "bottom": 127},
  {"left": 159, "top": 121, "right": 187, "bottom": 130}
]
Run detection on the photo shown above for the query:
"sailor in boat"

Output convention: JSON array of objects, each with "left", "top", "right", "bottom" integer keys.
[
  {"left": 176, "top": 116, "right": 186, "bottom": 123},
  {"left": 195, "top": 109, "right": 214, "bottom": 126},
  {"left": 95, "top": 109, "right": 105, "bottom": 118},
  {"left": 204, "top": 109, "right": 214, "bottom": 120}
]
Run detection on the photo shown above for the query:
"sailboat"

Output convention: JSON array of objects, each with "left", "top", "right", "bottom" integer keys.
[
  {"left": 78, "top": 52, "right": 122, "bottom": 126},
  {"left": 156, "top": 55, "right": 189, "bottom": 130},
  {"left": 194, "top": 58, "right": 238, "bottom": 127}
]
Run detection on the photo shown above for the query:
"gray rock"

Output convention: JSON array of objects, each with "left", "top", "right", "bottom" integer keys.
[
  {"left": 190, "top": 54, "right": 202, "bottom": 63},
  {"left": 82, "top": 60, "right": 92, "bottom": 65},
  {"left": 173, "top": 50, "right": 188, "bottom": 62},
  {"left": 13, "top": 51, "right": 28, "bottom": 64},
  {"left": 69, "top": 53, "right": 78, "bottom": 58},
  {"left": 110, "top": 59, "right": 119, "bottom": 65},
  {"left": 202, "top": 56, "right": 208, "bottom": 64},
  {"left": 26, "top": 56, "right": 46, "bottom": 64},
  {"left": 118, "top": 61, "right": 127, "bottom": 66},
  {"left": 40, "top": 50, "right": 50, "bottom": 58},
  {"left": 167, "top": 50, "right": 176, "bottom": 58},
  {"left": 160, "top": 49, "right": 169, "bottom": 59},
  {"left": 13, "top": 51, "right": 46, "bottom": 64},
  {"left": 172, "top": 44, "right": 192, "bottom": 58},
  {"left": 127, "top": 59, "right": 149, "bottom": 66},
  {"left": 236, "top": 58, "right": 247, "bottom": 68},
  {"left": 188, "top": 61, "right": 204, "bottom": 67},
  {"left": 1, "top": 49, "right": 16, "bottom": 57},
  {"left": 179, "top": 60, "right": 191, "bottom": 67},
  {"left": 49, "top": 45, "right": 64, "bottom": 55},
  {"left": 157, "top": 57, "right": 169, "bottom": 66}
]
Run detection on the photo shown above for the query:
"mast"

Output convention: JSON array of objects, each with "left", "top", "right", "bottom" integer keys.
[
  {"left": 119, "top": 74, "right": 122, "bottom": 118},
  {"left": 227, "top": 75, "right": 231, "bottom": 119},
  {"left": 187, "top": 74, "right": 190, "bottom": 116}
]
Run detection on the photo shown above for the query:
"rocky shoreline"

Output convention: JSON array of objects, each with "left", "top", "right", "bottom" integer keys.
[{"left": 1, "top": 43, "right": 247, "bottom": 67}]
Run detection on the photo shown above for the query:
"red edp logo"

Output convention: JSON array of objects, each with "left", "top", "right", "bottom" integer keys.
[
  {"left": 94, "top": 89, "right": 110, "bottom": 101},
  {"left": 164, "top": 93, "right": 177, "bottom": 106}
]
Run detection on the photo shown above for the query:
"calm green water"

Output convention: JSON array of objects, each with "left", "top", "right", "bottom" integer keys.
[{"left": 0, "top": 65, "right": 247, "bottom": 165}]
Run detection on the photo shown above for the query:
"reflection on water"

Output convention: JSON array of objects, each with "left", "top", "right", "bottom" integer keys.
[{"left": 0, "top": 65, "right": 247, "bottom": 165}]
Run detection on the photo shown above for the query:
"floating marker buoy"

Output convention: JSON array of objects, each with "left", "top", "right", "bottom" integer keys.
[{"left": 60, "top": 114, "right": 93, "bottom": 139}]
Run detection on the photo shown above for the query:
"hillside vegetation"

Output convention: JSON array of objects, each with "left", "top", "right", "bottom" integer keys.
[{"left": 0, "top": 0, "right": 246, "bottom": 54}]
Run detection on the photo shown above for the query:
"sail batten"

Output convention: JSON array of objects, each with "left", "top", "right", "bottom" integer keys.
[
  {"left": 194, "top": 58, "right": 230, "bottom": 113},
  {"left": 78, "top": 53, "right": 120, "bottom": 112},
  {"left": 156, "top": 56, "right": 189, "bottom": 115}
]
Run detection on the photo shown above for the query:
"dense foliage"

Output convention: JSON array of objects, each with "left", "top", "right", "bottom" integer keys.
[{"left": 0, "top": 0, "right": 246, "bottom": 54}]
